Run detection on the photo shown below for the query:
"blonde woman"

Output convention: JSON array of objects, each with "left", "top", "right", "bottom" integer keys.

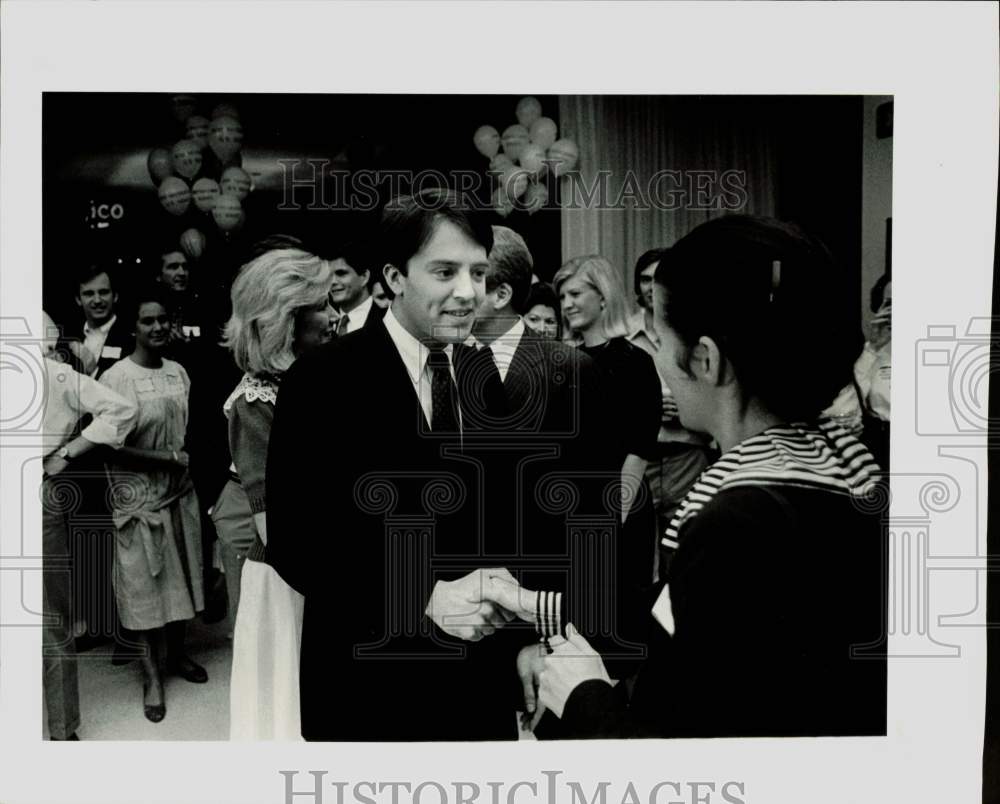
[
  {"left": 553, "top": 256, "right": 661, "bottom": 527},
  {"left": 213, "top": 247, "right": 335, "bottom": 740}
]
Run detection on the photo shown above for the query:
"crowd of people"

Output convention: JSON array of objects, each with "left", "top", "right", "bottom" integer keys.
[{"left": 41, "top": 190, "right": 891, "bottom": 742}]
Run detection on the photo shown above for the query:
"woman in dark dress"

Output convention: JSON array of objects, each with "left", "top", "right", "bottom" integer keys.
[{"left": 527, "top": 216, "right": 886, "bottom": 738}]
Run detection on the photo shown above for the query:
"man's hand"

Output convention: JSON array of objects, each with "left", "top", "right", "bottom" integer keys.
[
  {"left": 42, "top": 455, "right": 69, "bottom": 477},
  {"left": 517, "top": 643, "right": 548, "bottom": 731},
  {"left": 482, "top": 575, "right": 539, "bottom": 624},
  {"left": 425, "top": 568, "right": 517, "bottom": 642},
  {"left": 538, "top": 624, "right": 611, "bottom": 719}
]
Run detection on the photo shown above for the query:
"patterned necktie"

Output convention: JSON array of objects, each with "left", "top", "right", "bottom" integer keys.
[
  {"left": 427, "top": 348, "right": 459, "bottom": 433},
  {"left": 335, "top": 314, "right": 350, "bottom": 337}
]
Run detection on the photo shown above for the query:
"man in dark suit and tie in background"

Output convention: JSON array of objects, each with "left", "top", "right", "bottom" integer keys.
[
  {"left": 266, "top": 191, "right": 519, "bottom": 741},
  {"left": 471, "top": 227, "right": 650, "bottom": 733},
  {"left": 329, "top": 240, "right": 385, "bottom": 336}
]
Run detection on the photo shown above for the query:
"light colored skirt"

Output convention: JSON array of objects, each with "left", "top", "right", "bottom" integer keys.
[{"left": 229, "top": 559, "right": 304, "bottom": 741}]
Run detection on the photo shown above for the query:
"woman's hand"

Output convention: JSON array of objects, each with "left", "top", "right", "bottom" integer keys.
[
  {"left": 516, "top": 643, "right": 548, "bottom": 731},
  {"left": 539, "top": 624, "right": 611, "bottom": 719},
  {"left": 171, "top": 449, "right": 190, "bottom": 469},
  {"left": 661, "top": 390, "right": 679, "bottom": 423}
]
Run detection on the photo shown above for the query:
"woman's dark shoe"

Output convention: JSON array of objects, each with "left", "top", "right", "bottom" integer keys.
[
  {"left": 166, "top": 655, "right": 208, "bottom": 684},
  {"left": 142, "top": 679, "right": 165, "bottom": 723}
]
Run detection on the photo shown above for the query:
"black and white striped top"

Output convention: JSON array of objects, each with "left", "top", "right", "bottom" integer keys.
[{"left": 661, "top": 421, "right": 879, "bottom": 551}]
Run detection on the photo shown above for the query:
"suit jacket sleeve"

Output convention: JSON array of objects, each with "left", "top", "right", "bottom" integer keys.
[{"left": 265, "top": 350, "right": 330, "bottom": 597}]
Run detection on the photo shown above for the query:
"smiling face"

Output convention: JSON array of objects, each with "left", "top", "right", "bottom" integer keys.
[
  {"left": 523, "top": 303, "right": 559, "bottom": 339},
  {"left": 559, "top": 274, "right": 604, "bottom": 336},
  {"left": 384, "top": 219, "right": 488, "bottom": 345},
  {"left": 76, "top": 272, "right": 117, "bottom": 328},
  {"left": 293, "top": 298, "right": 336, "bottom": 356},
  {"left": 134, "top": 301, "right": 170, "bottom": 352},
  {"left": 329, "top": 258, "right": 370, "bottom": 311},
  {"left": 160, "top": 251, "right": 190, "bottom": 292}
]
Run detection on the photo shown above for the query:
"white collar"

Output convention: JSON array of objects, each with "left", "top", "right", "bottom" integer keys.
[
  {"left": 343, "top": 295, "right": 374, "bottom": 330},
  {"left": 470, "top": 318, "right": 525, "bottom": 383},
  {"left": 84, "top": 314, "right": 116, "bottom": 337},
  {"left": 382, "top": 307, "right": 454, "bottom": 385},
  {"left": 626, "top": 309, "right": 658, "bottom": 346}
]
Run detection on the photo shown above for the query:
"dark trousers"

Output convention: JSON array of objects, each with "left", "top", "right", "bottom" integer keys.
[{"left": 42, "top": 476, "right": 81, "bottom": 740}]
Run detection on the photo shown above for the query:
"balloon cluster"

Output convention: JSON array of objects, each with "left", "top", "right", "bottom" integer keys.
[
  {"left": 147, "top": 95, "right": 252, "bottom": 244},
  {"left": 473, "top": 97, "right": 578, "bottom": 218}
]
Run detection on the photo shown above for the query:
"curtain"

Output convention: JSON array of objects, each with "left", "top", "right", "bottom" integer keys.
[{"left": 557, "top": 96, "right": 778, "bottom": 294}]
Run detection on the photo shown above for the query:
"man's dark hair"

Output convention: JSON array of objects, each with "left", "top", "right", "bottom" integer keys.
[
  {"left": 870, "top": 273, "right": 891, "bottom": 313},
  {"left": 74, "top": 263, "right": 116, "bottom": 295},
  {"left": 487, "top": 226, "right": 534, "bottom": 314},
  {"left": 379, "top": 189, "right": 494, "bottom": 279},
  {"left": 633, "top": 248, "right": 665, "bottom": 298}
]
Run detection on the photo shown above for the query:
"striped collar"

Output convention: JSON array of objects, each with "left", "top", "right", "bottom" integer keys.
[{"left": 661, "top": 421, "right": 878, "bottom": 551}]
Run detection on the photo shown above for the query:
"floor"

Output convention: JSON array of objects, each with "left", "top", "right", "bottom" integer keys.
[{"left": 72, "top": 618, "right": 233, "bottom": 741}]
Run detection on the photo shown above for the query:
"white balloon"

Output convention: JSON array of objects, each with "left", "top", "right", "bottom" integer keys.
[
  {"left": 180, "top": 228, "right": 207, "bottom": 259},
  {"left": 489, "top": 153, "right": 514, "bottom": 175},
  {"left": 501, "top": 124, "right": 529, "bottom": 162},
  {"left": 185, "top": 115, "right": 211, "bottom": 148},
  {"left": 209, "top": 116, "right": 244, "bottom": 163},
  {"left": 492, "top": 187, "right": 514, "bottom": 218},
  {"left": 473, "top": 125, "right": 501, "bottom": 158},
  {"left": 529, "top": 117, "right": 558, "bottom": 149},
  {"left": 515, "top": 97, "right": 543, "bottom": 129},
  {"left": 192, "top": 177, "right": 221, "bottom": 212},
  {"left": 212, "top": 103, "right": 240, "bottom": 120},
  {"left": 171, "top": 139, "right": 203, "bottom": 180},
  {"left": 547, "top": 138, "right": 580, "bottom": 177},
  {"left": 500, "top": 166, "right": 529, "bottom": 199},
  {"left": 522, "top": 183, "right": 549, "bottom": 215},
  {"left": 220, "top": 166, "right": 252, "bottom": 200},
  {"left": 519, "top": 143, "right": 548, "bottom": 178},
  {"left": 212, "top": 194, "right": 243, "bottom": 231},
  {"left": 158, "top": 177, "right": 191, "bottom": 216}
]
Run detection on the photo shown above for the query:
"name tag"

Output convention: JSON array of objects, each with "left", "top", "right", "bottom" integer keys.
[
  {"left": 182, "top": 325, "right": 201, "bottom": 338},
  {"left": 101, "top": 345, "right": 121, "bottom": 359},
  {"left": 651, "top": 584, "right": 675, "bottom": 636}
]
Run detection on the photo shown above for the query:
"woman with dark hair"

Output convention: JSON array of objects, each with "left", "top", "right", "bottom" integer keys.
[
  {"left": 491, "top": 216, "right": 886, "bottom": 738},
  {"left": 99, "top": 284, "right": 207, "bottom": 723},
  {"left": 522, "top": 281, "right": 561, "bottom": 340},
  {"left": 215, "top": 248, "right": 335, "bottom": 740}
]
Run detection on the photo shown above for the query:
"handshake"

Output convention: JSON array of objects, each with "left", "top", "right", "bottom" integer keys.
[{"left": 424, "top": 568, "right": 540, "bottom": 642}]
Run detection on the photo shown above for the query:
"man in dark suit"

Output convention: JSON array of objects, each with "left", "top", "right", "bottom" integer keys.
[
  {"left": 471, "top": 227, "right": 650, "bottom": 733},
  {"left": 267, "top": 191, "right": 518, "bottom": 741},
  {"left": 329, "top": 240, "right": 385, "bottom": 335}
]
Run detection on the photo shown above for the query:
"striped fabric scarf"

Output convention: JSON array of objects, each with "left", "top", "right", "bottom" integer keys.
[{"left": 661, "top": 421, "right": 879, "bottom": 551}]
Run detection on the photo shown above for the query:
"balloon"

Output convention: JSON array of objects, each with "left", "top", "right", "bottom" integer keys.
[
  {"left": 220, "top": 166, "right": 252, "bottom": 200},
  {"left": 529, "top": 116, "right": 558, "bottom": 149},
  {"left": 147, "top": 148, "right": 174, "bottom": 185},
  {"left": 185, "top": 115, "right": 211, "bottom": 148},
  {"left": 158, "top": 177, "right": 191, "bottom": 216},
  {"left": 473, "top": 125, "right": 501, "bottom": 158},
  {"left": 192, "top": 177, "right": 221, "bottom": 212},
  {"left": 522, "top": 182, "right": 549, "bottom": 215},
  {"left": 500, "top": 166, "right": 529, "bottom": 199},
  {"left": 171, "top": 94, "right": 198, "bottom": 123},
  {"left": 180, "top": 228, "right": 207, "bottom": 260},
  {"left": 501, "top": 124, "right": 530, "bottom": 162},
  {"left": 171, "top": 139, "right": 203, "bottom": 180},
  {"left": 212, "top": 194, "right": 243, "bottom": 231},
  {"left": 547, "top": 138, "right": 580, "bottom": 177},
  {"left": 209, "top": 115, "right": 244, "bottom": 164},
  {"left": 515, "top": 97, "right": 543, "bottom": 129},
  {"left": 211, "top": 103, "right": 240, "bottom": 120},
  {"left": 489, "top": 153, "right": 514, "bottom": 175},
  {"left": 492, "top": 187, "right": 514, "bottom": 218},
  {"left": 519, "top": 143, "right": 548, "bottom": 178}
]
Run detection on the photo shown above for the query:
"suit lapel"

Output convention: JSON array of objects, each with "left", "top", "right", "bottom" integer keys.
[{"left": 369, "top": 319, "right": 432, "bottom": 434}]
